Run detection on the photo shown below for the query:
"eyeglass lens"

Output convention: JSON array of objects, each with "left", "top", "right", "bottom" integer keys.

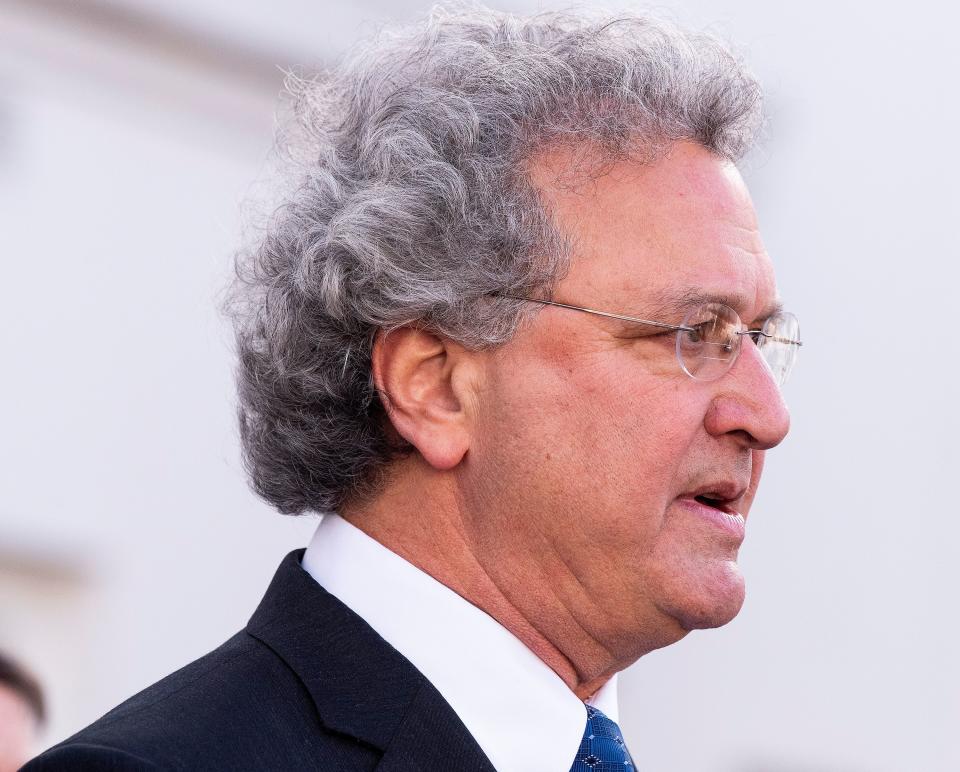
[
  {"left": 676, "top": 303, "right": 800, "bottom": 386},
  {"left": 756, "top": 311, "right": 800, "bottom": 385}
]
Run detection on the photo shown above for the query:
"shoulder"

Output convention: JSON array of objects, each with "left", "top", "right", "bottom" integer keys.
[
  {"left": 21, "top": 743, "right": 159, "bottom": 771},
  {"left": 24, "top": 549, "right": 492, "bottom": 771},
  {"left": 25, "top": 630, "right": 378, "bottom": 772}
]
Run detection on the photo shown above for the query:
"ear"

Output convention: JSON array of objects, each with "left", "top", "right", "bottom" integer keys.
[{"left": 372, "top": 327, "right": 478, "bottom": 471}]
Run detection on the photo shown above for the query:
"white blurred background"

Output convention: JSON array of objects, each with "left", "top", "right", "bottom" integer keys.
[{"left": 0, "top": 1, "right": 957, "bottom": 770}]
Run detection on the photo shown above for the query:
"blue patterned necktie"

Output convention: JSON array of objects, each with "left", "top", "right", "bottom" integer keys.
[{"left": 569, "top": 704, "right": 635, "bottom": 770}]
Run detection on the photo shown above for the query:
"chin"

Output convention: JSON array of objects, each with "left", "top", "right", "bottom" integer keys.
[{"left": 654, "top": 560, "right": 746, "bottom": 632}]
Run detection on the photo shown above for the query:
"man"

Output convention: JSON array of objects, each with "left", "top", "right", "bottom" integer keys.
[
  {"left": 27, "top": 5, "right": 799, "bottom": 770},
  {"left": 0, "top": 651, "right": 45, "bottom": 772}
]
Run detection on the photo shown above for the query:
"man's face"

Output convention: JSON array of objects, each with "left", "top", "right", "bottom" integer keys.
[{"left": 460, "top": 141, "right": 791, "bottom": 667}]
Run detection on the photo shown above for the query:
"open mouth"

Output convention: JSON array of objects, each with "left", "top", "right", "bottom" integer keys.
[{"left": 694, "top": 494, "right": 731, "bottom": 513}]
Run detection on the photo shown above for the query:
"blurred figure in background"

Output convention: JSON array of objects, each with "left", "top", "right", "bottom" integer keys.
[{"left": 0, "top": 651, "right": 44, "bottom": 772}]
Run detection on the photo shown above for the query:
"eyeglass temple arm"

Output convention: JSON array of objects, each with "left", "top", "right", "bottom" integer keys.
[
  {"left": 499, "top": 293, "right": 803, "bottom": 347},
  {"left": 498, "top": 295, "right": 694, "bottom": 333}
]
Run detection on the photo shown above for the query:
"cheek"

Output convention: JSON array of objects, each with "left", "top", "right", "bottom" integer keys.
[
  {"left": 572, "top": 372, "right": 702, "bottom": 496},
  {"left": 475, "top": 354, "right": 701, "bottom": 539}
]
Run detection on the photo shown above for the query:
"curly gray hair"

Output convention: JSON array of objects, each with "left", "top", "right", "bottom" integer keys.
[{"left": 229, "top": 4, "right": 763, "bottom": 516}]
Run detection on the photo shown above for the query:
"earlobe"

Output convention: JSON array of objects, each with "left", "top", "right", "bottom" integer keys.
[{"left": 371, "top": 327, "right": 474, "bottom": 471}]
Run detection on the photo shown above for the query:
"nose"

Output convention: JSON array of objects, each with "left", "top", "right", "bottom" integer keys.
[{"left": 703, "top": 338, "right": 791, "bottom": 450}]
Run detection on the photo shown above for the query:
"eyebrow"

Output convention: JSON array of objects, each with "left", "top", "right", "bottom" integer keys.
[{"left": 645, "top": 287, "right": 784, "bottom": 325}]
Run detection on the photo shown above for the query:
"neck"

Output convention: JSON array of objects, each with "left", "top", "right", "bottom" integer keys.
[{"left": 341, "top": 458, "right": 625, "bottom": 700}]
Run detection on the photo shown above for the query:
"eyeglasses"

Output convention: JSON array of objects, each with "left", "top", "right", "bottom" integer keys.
[{"left": 500, "top": 295, "right": 802, "bottom": 387}]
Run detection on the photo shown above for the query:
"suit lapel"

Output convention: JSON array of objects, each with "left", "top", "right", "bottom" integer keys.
[
  {"left": 375, "top": 682, "right": 497, "bottom": 772},
  {"left": 246, "top": 550, "right": 495, "bottom": 771}
]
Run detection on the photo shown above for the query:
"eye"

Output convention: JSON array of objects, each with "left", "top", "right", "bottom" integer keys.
[
  {"left": 683, "top": 319, "right": 723, "bottom": 347},
  {"left": 686, "top": 323, "right": 711, "bottom": 344}
]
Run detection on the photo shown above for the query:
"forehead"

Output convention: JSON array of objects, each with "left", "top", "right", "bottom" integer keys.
[{"left": 530, "top": 141, "right": 778, "bottom": 322}]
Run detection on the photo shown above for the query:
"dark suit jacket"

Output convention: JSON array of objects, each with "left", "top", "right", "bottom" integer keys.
[{"left": 24, "top": 550, "right": 497, "bottom": 771}]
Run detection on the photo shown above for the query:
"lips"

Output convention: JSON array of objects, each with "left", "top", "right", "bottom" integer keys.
[
  {"left": 685, "top": 481, "right": 748, "bottom": 515},
  {"left": 676, "top": 480, "right": 749, "bottom": 538}
]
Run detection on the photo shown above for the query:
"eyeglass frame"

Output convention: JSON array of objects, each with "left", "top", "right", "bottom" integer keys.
[{"left": 496, "top": 293, "right": 803, "bottom": 380}]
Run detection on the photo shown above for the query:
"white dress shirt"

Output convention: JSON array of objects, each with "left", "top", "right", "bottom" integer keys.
[{"left": 301, "top": 514, "right": 620, "bottom": 772}]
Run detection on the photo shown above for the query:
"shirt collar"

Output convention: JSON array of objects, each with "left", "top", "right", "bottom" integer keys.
[{"left": 301, "top": 514, "right": 619, "bottom": 772}]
